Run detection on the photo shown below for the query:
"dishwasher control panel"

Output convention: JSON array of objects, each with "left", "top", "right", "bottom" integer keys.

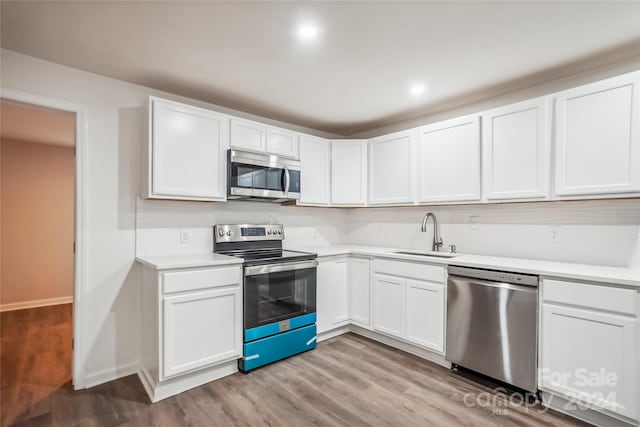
[{"left": 448, "top": 265, "right": 538, "bottom": 287}]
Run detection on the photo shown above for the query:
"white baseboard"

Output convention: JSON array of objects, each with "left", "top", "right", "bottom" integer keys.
[
  {"left": 348, "top": 325, "right": 451, "bottom": 369},
  {"left": 85, "top": 361, "right": 139, "bottom": 388},
  {"left": 139, "top": 361, "right": 238, "bottom": 403},
  {"left": 0, "top": 296, "right": 74, "bottom": 312},
  {"left": 318, "top": 326, "right": 350, "bottom": 342},
  {"left": 540, "top": 391, "right": 638, "bottom": 427},
  {"left": 318, "top": 324, "right": 450, "bottom": 369}
]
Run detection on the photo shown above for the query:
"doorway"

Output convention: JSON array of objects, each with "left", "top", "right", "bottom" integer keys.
[{"left": 0, "top": 98, "right": 76, "bottom": 426}]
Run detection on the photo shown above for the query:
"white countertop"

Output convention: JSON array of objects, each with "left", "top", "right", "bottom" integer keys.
[
  {"left": 136, "top": 245, "right": 640, "bottom": 288},
  {"left": 289, "top": 245, "right": 640, "bottom": 288},
  {"left": 136, "top": 253, "right": 243, "bottom": 270}
]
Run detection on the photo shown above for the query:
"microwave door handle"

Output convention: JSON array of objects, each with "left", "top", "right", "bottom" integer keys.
[{"left": 283, "top": 166, "right": 290, "bottom": 194}]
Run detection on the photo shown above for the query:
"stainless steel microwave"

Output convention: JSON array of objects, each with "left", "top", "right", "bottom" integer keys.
[{"left": 227, "top": 149, "right": 301, "bottom": 202}]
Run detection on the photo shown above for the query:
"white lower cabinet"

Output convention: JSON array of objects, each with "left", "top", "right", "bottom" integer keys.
[
  {"left": 317, "top": 257, "right": 349, "bottom": 333},
  {"left": 372, "top": 259, "right": 446, "bottom": 353},
  {"left": 348, "top": 257, "right": 371, "bottom": 327},
  {"left": 405, "top": 279, "right": 445, "bottom": 352},
  {"left": 163, "top": 286, "right": 241, "bottom": 378},
  {"left": 541, "top": 279, "right": 639, "bottom": 420},
  {"left": 372, "top": 273, "right": 405, "bottom": 337},
  {"left": 139, "top": 263, "right": 243, "bottom": 402}
]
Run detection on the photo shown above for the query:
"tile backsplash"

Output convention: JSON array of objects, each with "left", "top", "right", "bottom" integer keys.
[{"left": 136, "top": 197, "right": 640, "bottom": 268}]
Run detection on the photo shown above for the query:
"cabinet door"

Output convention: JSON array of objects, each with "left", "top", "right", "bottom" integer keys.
[
  {"left": 541, "top": 304, "right": 638, "bottom": 419},
  {"left": 151, "top": 98, "right": 229, "bottom": 200},
  {"left": 331, "top": 140, "right": 367, "bottom": 205},
  {"left": 266, "top": 127, "right": 299, "bottom": 159},
  {"left": 162, "top": 286, "right": 242, "bottom": 379},
  {"left": 298, "top": 135, "right": 330, "bottom": 205},
  {"left": 348, "top": 257, "right": 370, "bottom": 328},
  {"left": 417, "top": 115, "right": 481, "bottom": 203},
  {"left": 368, "top": 130, "right": 414, "bottom": 205},
  {"left": 483, "top": 98, "right": 550, "bottom": 200},
  {"left": 230, "top": 118, "right": 266, "bottom": 152},
  {"left": 317, "top": 258, "right": 349, "bottom": 333},
  {"left": 372, "top": 273, "right": 404, "bottom": 338},
  {"left": 554, "top": 71, "right": 640, "bottom": 196},
  {"left": 405, "top": 279, "right": 444, "bottom": 352}
]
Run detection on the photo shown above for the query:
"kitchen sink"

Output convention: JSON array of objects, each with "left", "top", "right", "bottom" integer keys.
[{"left": 394, "top": 250, "right": 459, "bottom": 258}]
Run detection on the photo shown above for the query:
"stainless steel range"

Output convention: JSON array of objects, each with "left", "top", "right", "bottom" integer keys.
[{"left": 213, "top": 224, "right": 317, "bottom": 371}]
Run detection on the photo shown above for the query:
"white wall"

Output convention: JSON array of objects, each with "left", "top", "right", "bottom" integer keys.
[
  {"left": 346, "top": 199, "right": 640, "bottom": 268},
  {"left": 1, "top": 139, "right": 75, "bottom": 309},
  {"left": 0, "top": 48, "right": 338, "bottom": 387},
  {"left": 136, "top": 199, "right": 348, "bottom": 256}
]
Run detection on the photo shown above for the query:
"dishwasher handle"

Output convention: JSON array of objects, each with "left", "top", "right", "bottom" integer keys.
[{"left": 448, "top": 275, "right": 538, "bottom": 293}]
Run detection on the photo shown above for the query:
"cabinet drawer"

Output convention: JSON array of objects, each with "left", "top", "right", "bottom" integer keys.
[
  {"left": 543, "top": 279, "right": 637, "bottom": 316},
  {"left": 374, "top": 259, "right": 445, "bottom": 283},
  {"left": 163, "top": 267, "right": 240, "bottom": 294}
]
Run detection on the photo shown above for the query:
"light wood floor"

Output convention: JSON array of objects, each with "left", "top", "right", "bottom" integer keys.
[
  {"left": 1, "top": 305, "right": 588, "bottom": 426},
  {"left": 1, "top": 304, "right": 72, "bottom": 427}
]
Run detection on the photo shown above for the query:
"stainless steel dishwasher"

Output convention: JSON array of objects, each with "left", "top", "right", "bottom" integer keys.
[{"left": 446, "top": 266, "right": 539, "bottom": 393}]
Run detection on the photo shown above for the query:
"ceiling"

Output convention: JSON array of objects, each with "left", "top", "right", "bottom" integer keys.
[
  {"left": 0, "top": 100, "right": 75, "bottom": 147},
  {"left": 1, "top": 1, "right": 639, "bottom": 136}
]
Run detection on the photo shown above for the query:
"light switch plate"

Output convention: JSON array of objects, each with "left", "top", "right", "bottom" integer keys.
[
  {"left": 180, "top": 229, "right": 191, "bottom": 244},
  {"left": 469, "top": 216, "right": 480, "bottom": 230}
]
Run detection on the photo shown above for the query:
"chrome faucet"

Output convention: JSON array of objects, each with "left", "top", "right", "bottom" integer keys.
[{"left": 421, "top": 212, "right": 444, "bottom": 252}]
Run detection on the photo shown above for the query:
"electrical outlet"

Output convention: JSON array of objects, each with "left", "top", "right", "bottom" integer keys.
[
  {"left": 469, "top": 216, "right": 480, "bottom": 230},
  {"left": 180, "top": 229, "right": 191, "bottom": 244},
  {"left": 547, "top": 226, "right": 561, "bottom": 243}
]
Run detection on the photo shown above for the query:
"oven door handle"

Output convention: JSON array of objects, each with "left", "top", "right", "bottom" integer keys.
[{"left": 245, "top": 260, "right": 318, "bottom": 276}]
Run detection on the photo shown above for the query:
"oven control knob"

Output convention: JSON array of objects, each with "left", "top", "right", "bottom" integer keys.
[
  {"left": 278, "top": 230, "right": 283, "bottom": 235},
  {"left": 267, "top": 230, "right": 272, "bottom": 235},
  {"left": 226, "top": 230, "right": 232, "bottom": 237},
  {"left": 218, "top": 229, "right": 224, "bottom": 237}
]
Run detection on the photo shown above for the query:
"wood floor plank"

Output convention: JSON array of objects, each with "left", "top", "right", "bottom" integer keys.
[{"left": 2, "top": 307, "right": 590, "bottom": 427}]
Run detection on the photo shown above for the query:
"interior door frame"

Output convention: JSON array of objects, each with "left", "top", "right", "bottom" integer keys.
[{"left": 1, "top": 87, "right": 88, "bottom": 389}]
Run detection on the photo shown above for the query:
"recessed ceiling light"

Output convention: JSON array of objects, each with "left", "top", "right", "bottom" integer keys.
[
  {"left": 410, "top": 84, "right": 426, "bottom": 95},
  {"left": 297, "top": 24, "right": 319, "bottom": 40}
]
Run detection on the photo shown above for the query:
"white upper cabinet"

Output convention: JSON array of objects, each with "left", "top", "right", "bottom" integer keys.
[
  {"left": 331, "top": 140, "right": 367, "bottom": 206},
  {"left": 230, "top": 117, "right": 265, "bottom": 152},
  {"left": 417, "top": 115, "right": 481, "bottom": 203},
  {"left": 266, "top": 127, "right": 299, "bottom": 159},
  {"left": 148, "top": 97, "right": 229, "bottom": 201},
  {"left": 230, "top": 117, "right": 299, "bottom": 159},
  {"left": 298, "top": 135, "right": 331, "bottom": 205},
  {"left": 554, "top": 71, "right": 640, "bottom": 197},
  {"left": 368, "top": 130, "right": 415, "bottom": 205},
  {"left": 482, "top": 98, "right": 550, "bottom": 200}
]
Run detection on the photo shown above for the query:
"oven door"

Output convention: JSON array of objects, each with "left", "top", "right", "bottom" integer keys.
[
  {"left": 243, "top": 260, "right": 317, "bottom": 338},
  {"left": 228, "top": 150, "right": 301, "bottom": 200}
]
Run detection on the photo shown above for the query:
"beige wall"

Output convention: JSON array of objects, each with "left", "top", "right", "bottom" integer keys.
[{"left": 1, "top": 138, "right": 74, "bottom": 308}]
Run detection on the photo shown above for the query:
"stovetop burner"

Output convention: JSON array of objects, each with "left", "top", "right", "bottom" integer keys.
[
  {"left": 213, "top": 224, "right": 316, "bottom": 266},
  {"left": 217, "top": 249, "right": 316, "bottom": 266}
]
